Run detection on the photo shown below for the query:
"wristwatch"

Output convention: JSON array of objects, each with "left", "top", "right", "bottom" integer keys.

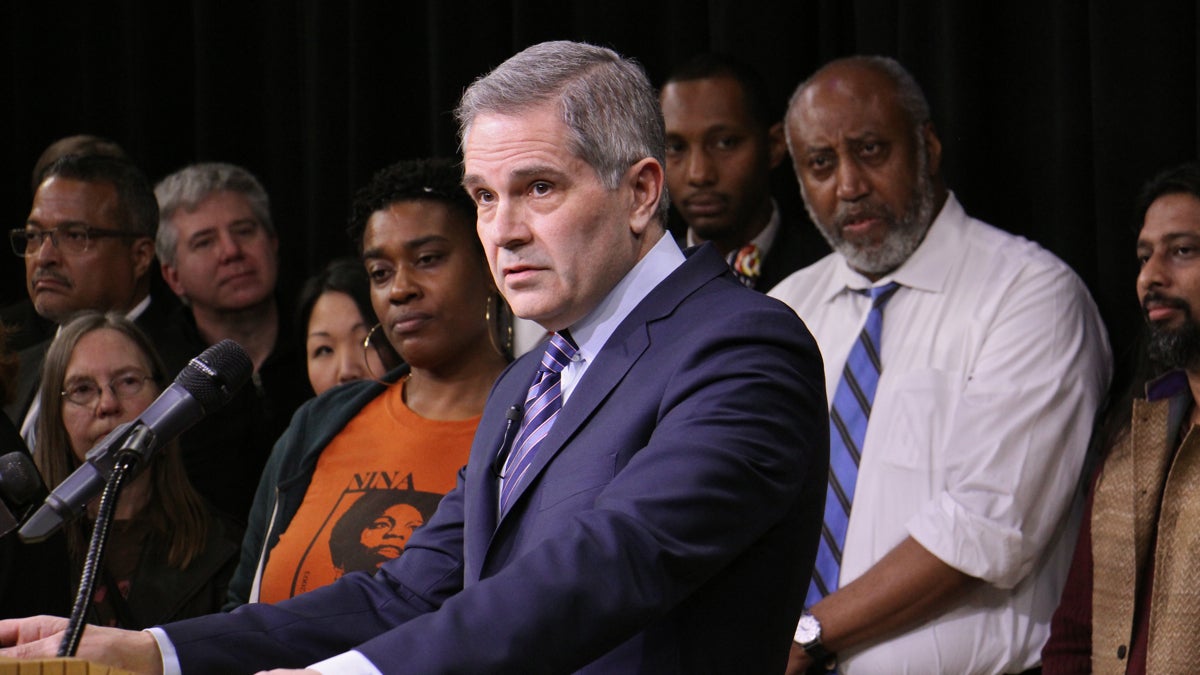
[{"left": 795, "top": 612, "right": 835, "bottom": 668}]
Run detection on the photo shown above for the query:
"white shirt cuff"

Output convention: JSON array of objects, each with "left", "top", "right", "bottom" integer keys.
[
  {"left": 144, "top": 627, "right": 179, "bottom": 675},
  {"left": 309, "top": 650, "right": 382, "bottom": 675}
]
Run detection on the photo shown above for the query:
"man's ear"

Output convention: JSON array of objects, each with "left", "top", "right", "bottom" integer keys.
[
  {"left": 627, "top": 157, "right": 665, "bottom": 236},
  {"left": 131, "top": 237, "right": 155, "bottom": 281},
  {"left": 160, "top": 259, "right": 187, "bottom": 299},
  {"left": 767, "top": 121, "right": 787, "bottom": 170}
]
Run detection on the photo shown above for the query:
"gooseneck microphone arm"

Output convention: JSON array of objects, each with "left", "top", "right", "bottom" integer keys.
[{"left": 58, "top": 426, "right": 151, "bottom": 657}]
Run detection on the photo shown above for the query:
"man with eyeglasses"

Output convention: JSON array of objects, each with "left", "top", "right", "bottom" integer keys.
[
  {"left": 151, "top": 162, "right": 311, "bottom": 524},
  {"left": 3, "top": 154, "right": 182, "bottom": 448}
]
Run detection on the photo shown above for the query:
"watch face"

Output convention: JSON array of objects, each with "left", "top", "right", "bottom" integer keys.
[{"left": 797, "top": 614, "right": 821, "bottom": 643}]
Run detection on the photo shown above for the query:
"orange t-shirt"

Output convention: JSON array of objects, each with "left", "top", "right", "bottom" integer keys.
[{"left": 258, "top": 382, "right": 477, "bottom": 603}]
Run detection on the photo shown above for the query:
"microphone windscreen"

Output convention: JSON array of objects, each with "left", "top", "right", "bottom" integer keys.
[
  {"left": 178, "top": 339, "right": 254, "bottom": 412},
  {"left": 0, "top": 451, "right": 45, "bottom": 507}
]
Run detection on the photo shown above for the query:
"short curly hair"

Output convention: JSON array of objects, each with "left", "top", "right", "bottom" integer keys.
[{"left": 346, "top": 158, "right": 477, "bottom": 255}]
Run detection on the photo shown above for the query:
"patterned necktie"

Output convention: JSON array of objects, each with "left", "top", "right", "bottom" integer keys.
[
  {"left": 729, "top": 242, "right": 762, "bottom": 288},
  {"left": 499, "top": 332, "right": 577, "bottom": 515},
  {"left": 807, "top": 282, "right": 900, "bottom": 608}
]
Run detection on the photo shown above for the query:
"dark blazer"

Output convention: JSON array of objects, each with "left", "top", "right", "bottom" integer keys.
[
  {"left": 164, "top": 244, "right": 828, "bottom": 674},
  {"left": 1, "top": 291, "right": 184, "bottom": 428}
]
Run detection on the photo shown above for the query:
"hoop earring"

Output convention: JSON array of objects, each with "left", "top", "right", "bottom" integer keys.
[
  {"left": 362, "top": 323, "right": 395, "bottom": 386},
  {"left": 485, "top": 294, "right": 513, "bottom": 360}
]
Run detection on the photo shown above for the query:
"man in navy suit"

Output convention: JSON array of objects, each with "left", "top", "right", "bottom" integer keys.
[{"left": 0, "top": 40, "right": 827, "bottom": 674}]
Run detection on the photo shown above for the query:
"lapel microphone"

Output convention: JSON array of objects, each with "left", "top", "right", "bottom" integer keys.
[{"left": 492, "top": 405, "right": 524, "bottom": 477}]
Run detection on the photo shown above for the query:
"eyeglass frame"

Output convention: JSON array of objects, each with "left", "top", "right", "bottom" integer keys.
[
  {"left": 60, "top": 372, "right": 157, "bottom": 408},
  {"left": 10, "top": 224, "right": 144, "bottom": 258}
]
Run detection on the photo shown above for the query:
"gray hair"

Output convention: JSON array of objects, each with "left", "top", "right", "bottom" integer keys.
[
  {"left": 154, "top": 162, "right": 274, "bottom": 266},
  {"left": 789, "top": 55, "right": 931, "bottom": 132},
  {"left": 455, "top": 40, "right": 669, "bottom": 222}
]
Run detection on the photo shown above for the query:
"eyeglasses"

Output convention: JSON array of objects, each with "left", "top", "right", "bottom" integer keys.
[
  {"left": 61, "top": 372, "right": 155, "bottom": 407},
  {"left": 10, "top": 225, "right": 142, "bottom": 257}
]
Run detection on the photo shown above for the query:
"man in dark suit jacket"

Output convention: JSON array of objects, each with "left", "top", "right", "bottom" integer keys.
[
  {"left": 2, "top": 154, "right": 180, "bottom": 441},
  {"left": 0, "top": 40, "right": 827, "bottom": 675},
  {"left": 661, "top": 53, "right": 828, "bottom": 292}
]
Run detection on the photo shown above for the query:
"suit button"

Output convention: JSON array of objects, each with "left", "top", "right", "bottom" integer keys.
[{"left": 1117, "top": 645, "right": 1127, "bottom": 659}]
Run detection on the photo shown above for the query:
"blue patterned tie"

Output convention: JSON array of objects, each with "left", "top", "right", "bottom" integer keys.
[
  {"left": 807, "top": 282, "right": 900, "bottom": 608},
  {"left": 499, "top": 332, "right": 577, "bottom": 515}
]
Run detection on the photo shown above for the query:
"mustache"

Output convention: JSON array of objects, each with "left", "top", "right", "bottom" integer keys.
[
  {"left": 32, "top": 270, "right": 71, "bottom": 287},
  {"left": 831, "top": 201, "right": 892, "bottom": 230},
  {"left": 1142, "top": 291, "right": 1191, "bottom": 317}
]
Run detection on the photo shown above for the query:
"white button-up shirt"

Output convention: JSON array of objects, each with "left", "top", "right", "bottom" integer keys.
[{"left": 770, "top": 193, "right": 1111, "bottom": 674}]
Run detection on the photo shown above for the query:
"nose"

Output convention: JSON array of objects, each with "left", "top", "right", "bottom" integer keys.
[
  {"left": 32, "top": 232, "right": 61, "bottom": 265},
  {"left": 216, "top": 229, "right": 243, "bottom": 261},
  {"left": 1137, "top": 248, "right": 1168, "bottom": 298},
  {"left": 388, "top": 264, "right": 420, "bottom": 304},
  {"left": 484, "top": 199, "right": 530, "bottom": 251},
  {"left": 834, "top": 157, "right": 869, "bottom": 202},
  {"left": 338, "top": 346, "right": 367, "bottom": 383},
  {"left": 685, "top": 149, "right": 716, "bottom": 186},
  {"left": 94, "top": 385, "right": 123, "bottom": 417}
]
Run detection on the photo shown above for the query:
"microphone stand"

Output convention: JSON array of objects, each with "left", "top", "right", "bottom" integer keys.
[{"left": 57, "top": 425, "right": 153, "bottom": 658}]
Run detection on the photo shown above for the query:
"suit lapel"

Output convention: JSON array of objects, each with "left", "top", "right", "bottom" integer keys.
[{"left": 491, "top": 244, "right": 731, "bottom": 530}]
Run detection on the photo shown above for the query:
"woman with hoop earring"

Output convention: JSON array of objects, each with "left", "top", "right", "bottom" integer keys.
[{"left": 226, "top": 159, "right": 510, "bottom": 608}]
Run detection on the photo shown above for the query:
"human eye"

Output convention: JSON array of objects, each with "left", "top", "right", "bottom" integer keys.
[
  {"left": 859, "top": 140, "right": 887, "bottom": 162},
  {"left": 713, "top": 135, "right": 741, "bottom": 151},
  {"left": 415, "top": 250, "right": 445, "bottom": 267},
  {"left": 65, "top": 380, "right": 99, "bottom": 402},
  {"left": 231, "top": 221, "right": 259, "bottom": 239},
  {"left": 309, "top": 344, "right": 334, "bottom": 359},
  {"left": 366, "top": 262, "right": 393, "bottom": 286},
  {"left": 806, "top": 153, "right": 834, "bottom": 175},
  {"left": 530, "top": 181, "right": 552, "bottom": 197},
  {"left": 113, "top": 373, "right": 148, "bottom": 396},
  {"left": 664, "top": 138, "right": 685, "bottom": 157},
  {"left": 473, "top": 189, "right": 495, "bottom": 206},
  {"left": 62, "top": 226, "right": 89, "bottom": 245},
  {"left": 190, "top": 234, "right": 215, "bottom": 251}
]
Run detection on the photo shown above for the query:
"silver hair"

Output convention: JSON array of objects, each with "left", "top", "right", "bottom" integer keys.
[
  {"left": 154, "top": 162, "right": 274, "bottom": 266},
  {"left": 455, "top": 40, "right": 669, "bottom": 222}
]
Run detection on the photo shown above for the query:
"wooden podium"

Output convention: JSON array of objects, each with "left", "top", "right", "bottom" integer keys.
[{"left": 0, "top": 657, "right": 135, "bottom": 674}]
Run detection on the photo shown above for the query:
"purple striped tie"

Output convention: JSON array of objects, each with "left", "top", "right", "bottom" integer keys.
[{"left": 499, "top": 332, "right": 577, "bottom": 514}]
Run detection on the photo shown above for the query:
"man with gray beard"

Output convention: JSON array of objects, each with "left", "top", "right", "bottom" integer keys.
[
  {"left": 769, "top": 56, "right": 1112, "bottom": 674},
  {"left": 1043, "top": 162, "right": 1200, "bottom": 674}
]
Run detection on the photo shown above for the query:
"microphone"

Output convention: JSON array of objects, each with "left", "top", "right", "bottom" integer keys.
[
  {"left": 18, "top": 339, "right": 253, "bottom": 542},
  {"left": 0, "top": 450, "right": 46, "bottom": 538},
  {"left": 492, "top": 405, "right": 524, "bottom": 477}
]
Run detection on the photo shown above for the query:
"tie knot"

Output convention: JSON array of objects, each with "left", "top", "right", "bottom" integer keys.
[
  {"left": 732, "top": 243, "right": 761, "bottom": 277},
  {"left": 540, "top": 332, "right": 577, "bottom": 374},
  {"left": 866, "top": 281, "right": 900, "bottom": 308}
]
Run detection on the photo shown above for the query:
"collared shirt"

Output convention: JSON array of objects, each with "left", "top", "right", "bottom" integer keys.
[
  {"left": 769, "top": 193, "right": 1112, "bottom": 674},
  {"left": 686, "top": 199, "right": 781, "bottom": 265},
  {"left": 152, "top": 233, "right": 687, "bottom": 675}
]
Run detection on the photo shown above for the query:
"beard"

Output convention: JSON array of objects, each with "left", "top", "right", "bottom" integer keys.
[
  {"left": 802, "top": 137, "right": 937, "bottom": 278},
  {"left": 1145, "top": 293, "right": 1200, "bottom": 370}
]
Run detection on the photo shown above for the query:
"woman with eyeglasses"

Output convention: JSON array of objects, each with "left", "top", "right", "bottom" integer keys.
[
  {"left": 296, "top": 257, "right": 402, "bottom": 396},
  {"left": 226, "top": 158, "right": 510, "bottom": 608},
  {"left": 31, "top": 311, "right": 241, "bottom": 628}
]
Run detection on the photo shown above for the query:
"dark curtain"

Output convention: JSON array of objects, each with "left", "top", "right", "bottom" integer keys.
[{"left": 2, "top": 1, "right": 1197, "bottom": 362}]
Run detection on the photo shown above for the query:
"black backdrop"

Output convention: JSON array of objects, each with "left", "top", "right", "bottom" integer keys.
[{"left": 3, "top": 1, "right": 1198, "bottom": 364}]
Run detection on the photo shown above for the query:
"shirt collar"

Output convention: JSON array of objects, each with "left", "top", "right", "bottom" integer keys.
[
  {"left": 566, "top": 233, "right": 685, "bottom": 366},
  {"left": 821, "top": 191, "right": 964, "bottom": 302},
  {"left": 686, "top": 199, "right": 781, "bottom": 259},
  {"left": 1146, "top": 369, "right": 1191, "bottom": 402}
]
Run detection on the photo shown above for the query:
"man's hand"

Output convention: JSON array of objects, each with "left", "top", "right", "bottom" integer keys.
[
  {"left": 0, "top": 616, "right": 163, "bottom": 674},
  {"left": 785, "top": 641, "right": 813, "bottom": 675}
]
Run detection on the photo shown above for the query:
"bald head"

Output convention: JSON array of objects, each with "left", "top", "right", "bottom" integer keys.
[{"left": 784, "top": 56, "right": 946, "bottom": 280}]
